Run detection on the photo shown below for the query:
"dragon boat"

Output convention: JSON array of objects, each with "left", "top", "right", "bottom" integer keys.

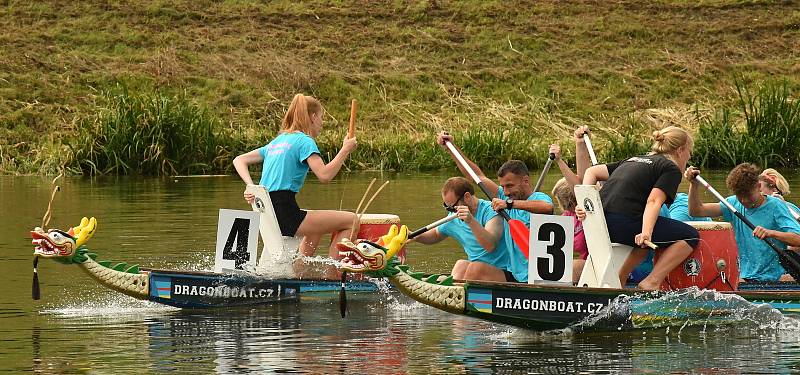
[
  {"left": 339, "top": 185, "right": 800, "bottom": 331},
  {"left": 30, "top": 186, "right": 400, "bottom": 309}
]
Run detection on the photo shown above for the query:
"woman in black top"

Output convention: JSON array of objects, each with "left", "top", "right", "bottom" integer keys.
[{"left": 580, "top": 126, "right": 698, "bottom": 290}]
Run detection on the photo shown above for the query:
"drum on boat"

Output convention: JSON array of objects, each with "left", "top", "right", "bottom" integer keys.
[
  {"left": 357, "top": 213, "right": 405, "bottom": 262},
  {"left": 655, "top": 221, "right": 740, "bottom": 291}
]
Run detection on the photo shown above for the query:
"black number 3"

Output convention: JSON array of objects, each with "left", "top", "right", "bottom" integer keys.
[{"left": 537, "top": 223, "right": 566, "bottom": 281}]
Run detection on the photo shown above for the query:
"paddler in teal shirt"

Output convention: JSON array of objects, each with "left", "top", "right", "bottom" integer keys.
[{"left": 436, "top": 132, "right": 555, "bottom": 282}]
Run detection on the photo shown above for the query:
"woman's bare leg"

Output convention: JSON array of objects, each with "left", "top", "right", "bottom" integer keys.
[
  {"left": 638, "top": 240, "right": 692, "bottom": 290},
  {"left": 451, "top": 259, "right": 470, "bottom": 279},
  {"left": 618, "top": 248, "right": 649, "bottom": 287},
  {"left": 296, "top": 210, "right": 358, "bottom": 260}
]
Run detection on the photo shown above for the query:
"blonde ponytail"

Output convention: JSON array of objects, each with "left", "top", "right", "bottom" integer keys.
[
  {"left": 761, "top": 168, "right": 791, "bottom": 196},
  {"left": 651, "top": 126, "right": 692, "bottom": 155},
  {"left": 281, "top": 94, "right": 322, "bottom": 134}
]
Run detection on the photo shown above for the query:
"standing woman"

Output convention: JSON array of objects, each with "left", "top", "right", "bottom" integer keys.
[
  {"left": 233, "top": 94, "right": 358, "bottom": 259},
  {"left": 579, "top": 126, "right": 698, "bottom": 290}
]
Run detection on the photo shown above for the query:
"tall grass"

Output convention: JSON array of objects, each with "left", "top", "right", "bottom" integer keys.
[
  {"left": 70, "top": 89, "right": 237, "bottom": 175},
  {"left": 695, "top": 79, "right": 800, "bottom": 168}
]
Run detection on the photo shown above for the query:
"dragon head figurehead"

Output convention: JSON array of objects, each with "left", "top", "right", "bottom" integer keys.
[
  {"left": 31, "top": 217, "right": 97, "bottom": 262},
  {"left": 338, "top": 224, "right": 408, "bottom": 276}
]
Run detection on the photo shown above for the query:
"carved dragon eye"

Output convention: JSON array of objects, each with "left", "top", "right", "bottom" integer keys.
[{"left": 50, "top": 232, "right": 64, "bottom": 241}]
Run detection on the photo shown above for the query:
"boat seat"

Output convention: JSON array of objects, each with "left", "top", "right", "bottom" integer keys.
[
  {"left": 245, "top": 185, "right": 301, "bottom": 273},
  {"left": 574, "top": 185, "right": 633, "bottom": 289}
]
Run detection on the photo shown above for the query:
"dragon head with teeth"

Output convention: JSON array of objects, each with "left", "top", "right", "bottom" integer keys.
[
  {"left": 338, "top": 224, "right": 408, "bottom": 276},
  {"left": 31, "top": 217, "right": 96, "bottom": 260}
]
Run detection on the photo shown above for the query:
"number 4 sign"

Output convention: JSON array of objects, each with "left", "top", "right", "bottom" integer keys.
[
  {"left": 528, "top": 214, "right": 574, "bottom": 284},
  {"left": 214, "top": 209, "right": 260, "bottom": 273}
]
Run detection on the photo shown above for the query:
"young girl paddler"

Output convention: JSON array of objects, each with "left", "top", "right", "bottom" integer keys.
[{"left": 234, "top": 94, "right": 358, "bottom": 259}]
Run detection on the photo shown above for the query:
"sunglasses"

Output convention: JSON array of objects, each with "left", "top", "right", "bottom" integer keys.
[{"left": 442, "top": 194, "right": 465, "bottom": 213}]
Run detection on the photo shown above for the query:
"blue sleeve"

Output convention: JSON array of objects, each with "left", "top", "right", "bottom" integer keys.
[
  {"left": 258, "top": 145, "right": 268, "bottom": 159},
  {"left": 659, "top": 204, "right": 670, "bottom": 218},
  {"left": 496, "top": 186, "right": 507, "bottom": 199},
  {"left": 774, "top": 203, "right": 800, "bottom": 235},
  {"left": 297, "top": 136, "right": 321, "bottom": 164},
  {"left": 529, "top": 192, "right": 553, "bottom": 204},
  {"left": 720, "top": 197, "right": 734, "bottom": 222},
  {"left": 438, "top": 218, "right": 454, "bottom": 238}
]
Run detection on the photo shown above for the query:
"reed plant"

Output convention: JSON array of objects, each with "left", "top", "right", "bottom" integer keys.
[
  {"left": 70, "top": 89, "right": 234, "bottom": 175},
  {"left": 695, "top": 79, "right": 800, "bottom": 168}
]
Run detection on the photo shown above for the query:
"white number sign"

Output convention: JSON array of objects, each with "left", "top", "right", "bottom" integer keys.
[
  {"left": 528, "top": 213, "right": 574, "bottom": 284},
  {"left": 214, "top": 209, "right": 260, "bottom": 273}
]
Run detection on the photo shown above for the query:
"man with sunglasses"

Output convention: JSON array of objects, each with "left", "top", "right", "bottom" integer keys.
[
  {"left": 414, "top": 177, "right": 511, "bottom": 282},
  {"left": 435, "top": 132, "right": 554, "bottom": 283}
]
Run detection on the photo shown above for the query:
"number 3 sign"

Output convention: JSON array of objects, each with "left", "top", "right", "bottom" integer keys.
[{"left": 528, "top": 214, "right": 574, "bottom": 284}]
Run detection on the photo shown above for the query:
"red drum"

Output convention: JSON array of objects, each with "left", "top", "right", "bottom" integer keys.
[
  {"left": 656, "top": 221, "right": 740, "bottom": 291},
  {"left": 357, "top": 214, "right": 405, "bottom": 263}
]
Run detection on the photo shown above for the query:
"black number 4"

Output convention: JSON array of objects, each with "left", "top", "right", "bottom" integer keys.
[
  {"left": 223, "top": 218, "right": 251, "bottom": 269},
  {"left": 536, "top": 223, "right": 566, "bottom": 281}
]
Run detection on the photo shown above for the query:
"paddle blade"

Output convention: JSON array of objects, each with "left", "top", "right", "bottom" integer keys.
[
  {"left": 32, "top": 257, "right": 40, "bottom": 300},
  {"left": 339, "top": 271, "right": 347, "bottom": 318},
  {"left": 508, "top": 219, "right": 530, "bottom": 259}
]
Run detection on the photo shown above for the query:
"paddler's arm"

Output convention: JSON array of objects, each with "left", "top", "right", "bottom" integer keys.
[
  {"left": 550, "top": 143, "right": 580, "bottom": 186},
  {"left": 636, "top": 188, "right": 667, "bottom": 247},
  {"left": 582, "top": 164, "right": 609, "bottom": 185},
  {"left": 307, "top": 136, "right": 357, "bottom": 183},
  {"left": 460, "top": 210, "right": 501, "bottom": 251},
  {"left": 685, "top": 166, "right": 723, "bottom": 217},
  {"left": 233, "top": 149, "right": 264, "bottom": 204},
  {"left": 574, "top": 126, "right": 592, "bottom": 182},
  {"left": 493, "top": 198, "right": 553, "bottom": 214},
  {"left": 413, "top": 227, "right": 447, "bottom": 245},
  {"left": 233, "top": 149, "right": 264, "bottom": 185},
  {"left": 437, "top": 132, "right": 499, "bottom": 197}
]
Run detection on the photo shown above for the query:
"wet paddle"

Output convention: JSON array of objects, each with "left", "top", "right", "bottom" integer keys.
[
  {"left": 532, "top": 153, "right": 556, "bottom": 193},
  {"left": 695, "top": 174, "right": 800, "bottom": 280},
  {"left": 443, "top": 141, "right": 531, "bottom": 258},
  {"left": 340, "top": 99, "right": 359, "bottom": 318}
]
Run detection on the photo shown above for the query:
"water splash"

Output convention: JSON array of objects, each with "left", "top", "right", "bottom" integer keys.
[
  {"left": 40, "top": 293, "right": 178, "bottom": 320},
  {"left": 571, "top": 287, "right": 800, "bottom": 332}
]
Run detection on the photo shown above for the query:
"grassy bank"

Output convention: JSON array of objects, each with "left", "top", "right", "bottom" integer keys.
[{"left": 1, "top": 1, "right": 799, "bottom": 175}]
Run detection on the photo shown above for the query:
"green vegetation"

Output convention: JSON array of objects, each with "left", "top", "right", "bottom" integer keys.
[{"left": 1, "top": 1, "right": 800, "bottom": 175}]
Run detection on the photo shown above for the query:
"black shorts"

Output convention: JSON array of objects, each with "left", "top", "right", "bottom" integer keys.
[
  {"left": 269, "top": 190, "right": 307, "bottom": 237},
  {"left": 605, "top": 211, "right": 699, "bottom": 249},
  {"left": 504, "top": 270, "right": 519, "bottom": 283}
]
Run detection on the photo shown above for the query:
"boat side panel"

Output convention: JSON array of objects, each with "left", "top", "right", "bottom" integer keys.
[
  {"left": 465, "top": 284, "right": 620, "bottom": 328},
  {"left": 148, "top": 271, "right": 299, "bottom": 308}
]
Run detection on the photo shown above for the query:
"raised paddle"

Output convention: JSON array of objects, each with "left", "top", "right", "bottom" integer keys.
[
  {"left": 583, "top": 133, "right": 598, "bottom": 166},
  {"left": 347, "top": 99, "right": 357, "bottom": 139},
  {"left": 695, "top": 174, "right": 800, "bottom": 280},
  {"left": 443, "top": 140, "right": 531, "bottom": 258},
  {"left": 532, "top": 153, "right": 556, "bottom": 193}
]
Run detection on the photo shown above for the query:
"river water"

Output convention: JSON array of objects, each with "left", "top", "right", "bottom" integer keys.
[{"left": 3, "top": 173, "right": 800, "bottom": 373}]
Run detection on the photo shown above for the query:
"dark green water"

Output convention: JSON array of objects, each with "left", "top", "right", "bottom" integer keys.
[{"left": 4, "top": 172, "right": 800, "bottom": 373}]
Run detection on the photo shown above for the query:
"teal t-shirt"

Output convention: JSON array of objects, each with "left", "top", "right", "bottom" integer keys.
[
  {"left": 258, "top": 132, "right": 320, "bottom": 192},
  {"left": 438, "top": 199, "right": 510, "bottom": 270},
  {"left": 785, "top": 200, "right": 800, "bottom": 221},
  {"left": 497, "top": 187, "right": 554, "bottom": 282},
  {"left": 668, "top": 193, "right": 712, "bottom": 222},
  {"left": 720, "top": 195, "right": 800, "bottom": 281}
]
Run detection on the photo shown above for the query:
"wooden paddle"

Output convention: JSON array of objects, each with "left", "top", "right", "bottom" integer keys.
[
  {"left": 347, "top": 99, "right": 357, "bottom": 139},
  {"left": 695, "top": 174, "right": 800, "bottom": 280},
  {"left": 532, "top": 153, "right": 556, "bottom": 193},
  {"left": 443, "top": 140, "right": 531, "bottom": 258},
  {"left": 340, "top": 99, "right": 359, "bottom": 318}
]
